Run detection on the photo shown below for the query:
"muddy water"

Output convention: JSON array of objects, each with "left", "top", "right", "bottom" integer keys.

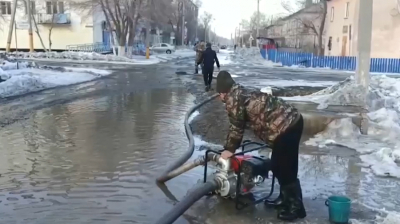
[
  {"left": 0, "top": 81, "right": 204, "bottom": 223},
  {"left": 0, "top": 59, "right": 399, "bottom": 224}
]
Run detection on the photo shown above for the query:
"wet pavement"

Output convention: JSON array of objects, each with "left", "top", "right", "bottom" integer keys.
[{"left": 0, "top": 52, "right": 398, "bottom": 223}]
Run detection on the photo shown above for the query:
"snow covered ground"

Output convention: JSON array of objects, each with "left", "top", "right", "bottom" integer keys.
[
  {"left": 5, "top": 49, "right": 195, "bottom": 65},
  {"left": 275, "top": 75, "right": 400, "bottom": 180},
  {"left": 0, "top": 60, "right": 111, "bottom": 98}
]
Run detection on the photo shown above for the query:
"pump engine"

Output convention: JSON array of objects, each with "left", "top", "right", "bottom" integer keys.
[{"left": 203, "top": 142, "right": 275, "bottom": 210}]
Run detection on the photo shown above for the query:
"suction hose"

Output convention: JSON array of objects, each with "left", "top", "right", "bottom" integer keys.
[
  {"left": 154, "top": 180, "right": 220, "bottom": 224},
  {"left": 156, "top": 93, "right": 219, "bottom": 183}
]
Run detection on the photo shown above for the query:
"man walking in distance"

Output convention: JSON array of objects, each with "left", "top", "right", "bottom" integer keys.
[
  {"left": 197, "top": 43, "right": 220, "bottom": 91},
  {"left": 195, "top": 40, "right": 206, "bottom": 74}
]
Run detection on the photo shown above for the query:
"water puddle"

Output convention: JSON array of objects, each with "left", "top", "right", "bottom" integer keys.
[{"left": 0, "top": 87, "right": 201, "bottom": 223}]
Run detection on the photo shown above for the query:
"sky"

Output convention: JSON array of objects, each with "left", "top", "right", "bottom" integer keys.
[{"left": 198, "top": 0, "right": 288, "bottom": 39}]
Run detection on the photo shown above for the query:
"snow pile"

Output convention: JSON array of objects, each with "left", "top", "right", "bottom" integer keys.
[
  {"left": 284, "top": 75, "right": 400, "bottom": 111},
  {"left": 11, "top": 51, "right": 136, "bottom": 62},
  {"left": 0, "top": 61, "right": 111, "bottom": 98},
  {"left": 7, "top": 49, "right": 194, "bottom": 64},
  {"left": 230, "top": 47, "right": 281, "bottom": 67},
  {"left": 291, "top": 75, "right": 400, "bottom": 178},
  {"left": 1, "top": 60, "right": 31, "bottom": 71}
]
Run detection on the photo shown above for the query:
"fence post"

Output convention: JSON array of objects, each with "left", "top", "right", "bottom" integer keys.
[
  {"left": 386, "top": 59, "right": 389, "bottom": 73},
  {"left": 311, "top": 53, "right": 314, "bottom": 68},
  {"left": 274, "top": 49, "right": 277, "bottom": 63}
]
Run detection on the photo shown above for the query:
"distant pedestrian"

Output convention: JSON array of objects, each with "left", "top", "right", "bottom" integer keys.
[
  {"left": 197, "top": 43, "right": 220, "bottom": 91},
  {"left": 195, "top": 40, "right": 206, "bottom": 74}
]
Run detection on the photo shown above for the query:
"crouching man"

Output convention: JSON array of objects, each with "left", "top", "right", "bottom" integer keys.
[{"left": 216, "top": 71, "right": 306, "bottom": 221}]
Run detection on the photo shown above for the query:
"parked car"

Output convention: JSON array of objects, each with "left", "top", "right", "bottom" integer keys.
[
  {"left": 212, "top": 45, "right": 220, "bottom": 53},
  {"left": 150, "top": 43, "right": 176, "bottom": 54},
  {"left": 220, "top": 45, "right": 227, "bottom": 49}
]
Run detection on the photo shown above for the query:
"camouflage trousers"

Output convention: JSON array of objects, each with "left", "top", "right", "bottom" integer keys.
[{"left": 195, "top": 61, "right": 203, "bottom": 74}]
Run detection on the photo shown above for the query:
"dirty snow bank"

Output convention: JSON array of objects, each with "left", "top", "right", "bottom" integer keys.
[
  {"left": 230, "top": 47, "right": 281, "bottom": 67},
  {"left": 0, "top": 61, "right": 111, "bottom": 98},
  {"left": 7, "top": 49, "right": 195, "bottom": 64},
  {"left": 286, "top": 75, "right": 400, "bottom": 178}
]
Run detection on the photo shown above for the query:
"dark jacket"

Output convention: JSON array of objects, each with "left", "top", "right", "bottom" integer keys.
[
  {"left": 222, "top": 84, "right": 300, "bottom": 153},
  {"left": 197, "top": 47, "right": 220, "bottom": 69}
]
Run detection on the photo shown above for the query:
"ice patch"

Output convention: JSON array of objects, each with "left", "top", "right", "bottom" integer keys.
[{"left": 352, "top": 211, "right": 400, "bottom": 224}]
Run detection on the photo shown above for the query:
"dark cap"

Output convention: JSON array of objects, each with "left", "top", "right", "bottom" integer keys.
[
  {"left": 206, "top": 43, "right": 212, "bottom": 48},
  {"left": 216, "top": 71, "right": 235, "bottom": 93}
]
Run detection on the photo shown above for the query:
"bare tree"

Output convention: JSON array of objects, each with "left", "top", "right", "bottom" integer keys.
[
  {"left": 166, "top": 1, "right": 184, "bottom": 45},
  {"left": 201, "top": 12, "right": 212, "bottom": 42},
  {"left": 21, "top": 0, "right": 48, "bottom": 51},
  {"left": 281, "top": 0, "right": 327, "bottom": 55},
  {"left": 70, "top": 0, "right": 174, "bottom": 57},
  {"left": 31, "top": 13, "right": 48, "bottom": 51}
]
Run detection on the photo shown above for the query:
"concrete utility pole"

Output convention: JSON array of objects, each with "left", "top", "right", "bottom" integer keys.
[
  {"left": 355, "top": 0, "right": 373, "bottom": 91},
  {"left": 27, "top": 0, "right": 34, "bottom": 52},
  {"left": 181, "top": 0, "right": 185, "bottom": 46},
  {"left": 5, "top": 0, "right": 18, "bottom": 52}
]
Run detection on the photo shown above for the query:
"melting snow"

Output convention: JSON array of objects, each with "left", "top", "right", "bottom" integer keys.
[{"left": 0, "top": 61, "right": 111, "bottom": 98}]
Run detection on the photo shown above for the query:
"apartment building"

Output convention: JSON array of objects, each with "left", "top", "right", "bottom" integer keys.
[
  {"left": 325, "top": 0, "right": 400, "bottom": 58},
  {"left": 264, "top": 1, "right": 325, "bottom": 53},
  {"left": 0, "top": 0, "right": 107, "bottom": 51}
]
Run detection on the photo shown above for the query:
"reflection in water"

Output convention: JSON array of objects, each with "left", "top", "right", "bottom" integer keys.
[
  {"left": 0, "top": 70, "right": 399, "bottom": 223},
  {"left": 0, "top": 87, "right": 198, "bottom": 223}
]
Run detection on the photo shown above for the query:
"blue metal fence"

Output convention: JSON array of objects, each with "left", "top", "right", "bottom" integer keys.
[{"left": 261, "top": 49, "right": 400, "bottom": 73}]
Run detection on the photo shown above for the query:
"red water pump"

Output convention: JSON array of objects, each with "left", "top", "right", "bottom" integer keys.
[{"left": 202, "top": 140, "right": 275, "bottom": 210}]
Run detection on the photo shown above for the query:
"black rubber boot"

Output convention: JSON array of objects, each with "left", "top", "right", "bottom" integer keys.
[
  {"left": 277, "top": 179, "right": 306, "bottom": 221},
  {"left": 264, "top": 189, "right": 284, "bottom": 209}
]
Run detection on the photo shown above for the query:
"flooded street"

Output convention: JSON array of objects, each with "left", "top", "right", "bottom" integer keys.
[{"left": 0, "top": 55, "right": 399, "bottom": 223}]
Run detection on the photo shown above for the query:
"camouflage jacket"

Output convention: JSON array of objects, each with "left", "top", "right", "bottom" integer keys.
[
  {"left": 223, "top": 84, "right": 300, "bottom": 152},
  {"left": 195, "top": 42, "right": 206, "bottom": 63}
]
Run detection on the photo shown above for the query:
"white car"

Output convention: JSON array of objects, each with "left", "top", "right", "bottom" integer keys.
[
  {"left": 150, "top": 43, "right": 176, "bottom": 54},
  {"left": 212, "top": 45, "right": 220, "bottom": 53}
]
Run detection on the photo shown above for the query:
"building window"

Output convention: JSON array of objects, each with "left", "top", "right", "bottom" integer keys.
[
  {"left": 330, "top": 7, "right": 334, "bottom": 22},
  {"left": 25, "top": 1, "right": 35, "bottom": 15},
  {"left": 0, "top": 1, "right": 12, "bottom": 15},
  {"left": 46, "top": 1, "right": 64, "bottom": 14},
  {"left": 345, "top": 2, "right": 349, "bottom": 18}
]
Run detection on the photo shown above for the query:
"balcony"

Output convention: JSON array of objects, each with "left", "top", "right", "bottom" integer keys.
[{"left": 36, "top": 13, "right": 71, "bottom": 25}]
